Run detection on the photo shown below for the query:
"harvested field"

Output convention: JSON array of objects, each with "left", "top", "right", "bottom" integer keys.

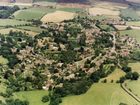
[
  {"left": 41, "top": 11, "right": 75, "bottom": 23},
  {"left": 89, "top": 7, "right": 120, "bottom": 16}
]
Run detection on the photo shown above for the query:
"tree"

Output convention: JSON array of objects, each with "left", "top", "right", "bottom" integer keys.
[
  {"left": 132, "top": 72, "right": 139, "bottom": 80},
  {"left": 119, "top": 76, "right": 126, "bottom": 83},
  {"left": 122, "top": 66, "right": 132, "bottom": 73}
]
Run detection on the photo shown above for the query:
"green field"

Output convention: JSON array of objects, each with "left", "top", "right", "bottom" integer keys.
[
  {"left": 119, "top": 29, "right": 140, "bottom": 43},
  {"left": 13, "top": 7, "right": 55, "bottom": 20},
  {"left": 0, "top": 19, "right": 30, "bottom": 27},
  {"left": 120, "top": 8, "right": 140, "bottom": 21},
  {"left": 14, "top": 83, "right": 138, "bottom": 105},
  {"left": 58, "top": 8, "right": 83, "bottom": 13},
  {"left": 61, "top": 83, "right": 138, "bottom": 105},
  {"left": 14, "top": 90, "right": 49, "bottom": 105},
  {"left": 126, "top": 80, "right": 140, "bottom": 98}
]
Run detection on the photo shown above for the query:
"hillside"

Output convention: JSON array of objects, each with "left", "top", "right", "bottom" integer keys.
[{"left": 0, "top": 1, "right": 140, "bottom": 105}]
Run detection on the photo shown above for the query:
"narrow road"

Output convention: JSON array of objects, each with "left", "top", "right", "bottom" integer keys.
[{"left": 121, "top": 83, "right": 140, "bottom": 103}]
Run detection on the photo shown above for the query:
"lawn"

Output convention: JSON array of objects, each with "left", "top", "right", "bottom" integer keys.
[
  {"left": 126, "top": 80, "right": 140, "bottom": 98},
  {"left": 119, "top": 29, "right": 140, "bottom": 43},
  {"left": 61, "top": 83, "right": 138, "bottom": 105},
  {"left": 14, "top": 90, "right": 49, "bottom": 105},
  {"left": 0, "top": 19, "right": 30, "bottom": 27},
  {"left": 13, "top": 7, "right": 56, "bottom": 20}
]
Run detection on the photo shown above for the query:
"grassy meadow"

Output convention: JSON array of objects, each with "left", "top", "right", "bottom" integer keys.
[
  {"left": 61, "top": 83, "right": 138, "bottom": 105},
  {"left": 126, "top": 80, "right": 140, "bottom": 98},
  {"left": 14, "top": 90, "right": 49, "bottom": 105},
  {"left": 13, "top": 7, "right": 56, "bottom": 20},
  {"left": 0, "top": 19, "right": 30, "bottom": 27}
]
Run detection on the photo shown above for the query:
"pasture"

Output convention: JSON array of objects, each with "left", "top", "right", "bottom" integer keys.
[
  {"left": 120, "top": 8, "right": 140, "bottom": 21},
  {"left": 61, "top": 83, "right": 138, "bottom": 105},
  {"left": 126, "top": 80, "right": 140, "bottom": 98},
  {"left": 14, "top": 90, "right": 49, "bottom": 105},
  {"left": 0, "top": 19, "right": 30, "bottom": 27}
]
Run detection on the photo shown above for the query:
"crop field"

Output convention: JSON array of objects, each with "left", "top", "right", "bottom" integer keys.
[
  {"left": 61, "top": 83, "right": 138, "bottom": 105},
  {"left": 0, "top": 28, "right": 38, "bottom": 36},
  {"left": 41, "top": 11, "right": 75, "bottom": 23},
  {"left": 14, "top": 90, "right": 49, "bottom": 105},
  {"left": 126, "top": 80, "right": 140, "bottom": 98},
  {"left": 119, "top": 29, "right": 140, "bottom": 43},
  {"left": 0, "top": 19, "right": 30, "bottom": 27},
  {"left": 13, "top": 7, "right": 56, "bottom": 20}
]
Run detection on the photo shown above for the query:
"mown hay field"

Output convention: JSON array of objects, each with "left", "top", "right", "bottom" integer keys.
[{"left": 41, "top": 11, "right": 75, "bottom": 23}]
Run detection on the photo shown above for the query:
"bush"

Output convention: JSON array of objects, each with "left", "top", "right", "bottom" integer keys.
[{"left": 42, "top": 95, "right": 49, "bottom": 103}]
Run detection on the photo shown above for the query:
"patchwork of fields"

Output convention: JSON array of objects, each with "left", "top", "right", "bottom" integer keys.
[{"left": 0, "top": 1, "right": 140, "bottom": 105}]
